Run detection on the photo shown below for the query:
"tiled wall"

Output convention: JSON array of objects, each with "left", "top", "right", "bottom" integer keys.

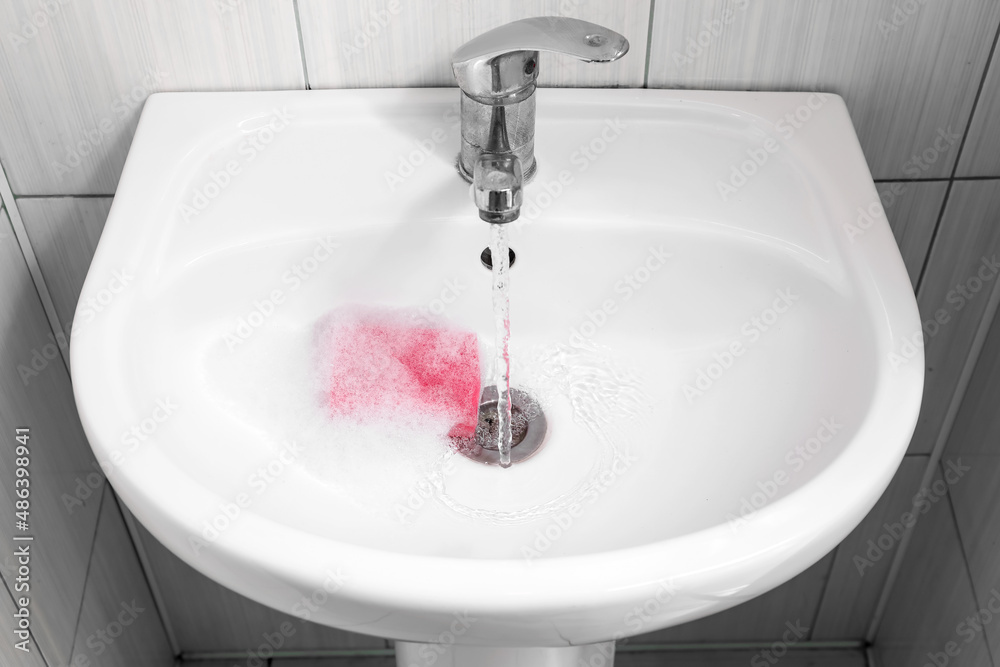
[
  {"left": 874, "top": 185, "right": 1000, "bottom": 667},
  {"left": 1, "top": 1, "right": 999, "bottom": 665},
  {"left": 0, "top": 198, "right": 171, "bottom": 665}
]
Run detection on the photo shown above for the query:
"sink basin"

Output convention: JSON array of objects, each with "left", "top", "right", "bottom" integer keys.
[{"left": 70, "top": 88, "right": 923, "bottom": 654}]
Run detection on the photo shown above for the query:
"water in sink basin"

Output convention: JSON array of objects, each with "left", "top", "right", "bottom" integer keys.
[
  {"left": 205, "top": 299, "right": 645, "bottom": 528},
  {"left": 132, "top": 217, "right": 875, "bottom": 560}
]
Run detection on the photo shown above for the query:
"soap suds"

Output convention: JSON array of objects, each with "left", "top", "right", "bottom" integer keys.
[
  {"left": 315, "top": 306, "right": 480, "bottom": 438},
  {"left": 204, "top": 306, "right": 648, "bottom": 523},
  {"left": 205, "top": 306, "right": 477, "bottom": 515}
]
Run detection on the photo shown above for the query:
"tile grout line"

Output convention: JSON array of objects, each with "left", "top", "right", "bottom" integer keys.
[
  {"left": 874, "top": 177, "right": 998, "bottom": 184},
  {"left": 14, "top": 193, "right": 116, "bottom": 199},
  {"left": 808, "top": 545, "right": 839, "bottom": 640},
  {"left": 914, "top": 16, "right": 1000, "bottom": 291},
  {"left": 112, "top": 489, "right": 182, "bottom": 657},
  {"left": 183, "top": 648, "right": 397, "bottom": 660},
  {"left": 0, "top": 159, "right": 69, "bottom": 365},
  {"left": 866, "top": 270, "right": 1000, "bottom": 642},
  {"left": 12, "top": 178, "right": 1000, "bottom": 200},
  {"left": 913, "top": 180, "right": 952, "bottom": 294},
  {"left": 292, "top": 0, "right": 311, "bottom": 90},
  {"left": 944, "top": 473, "right": 997, "bottom": 666},
  {"left": 948, "top": 14, "right": 1000, "bottom": 182},
  {"left": 3, "top": 176, "right": 78, "bottom": 667},
  {"left": 6, "top": 177, "right": 998, "bottom": 202},
  {"left": 0, "top": 566, "right": 54, "bottom": 666},
  {"left": 616, "top": 641, "right": 865, "bottom": 651},
  {"left": 0, "top": 172, "right": 180, "bottom": 658},
  {"left": 2, "top": 184, "right": 110, "bottom": 666},
  {"left": 183, "top": 643, "right": 865, "bottom": 661},
  {"left": 643, "top": 0, "right": 656, "bottom": 88},
  {"left": 867, "top": 16, "right": 1000, "bottom": 645},
  {"left": 65, "top": 483, "right": 107, "bottom": 667}
]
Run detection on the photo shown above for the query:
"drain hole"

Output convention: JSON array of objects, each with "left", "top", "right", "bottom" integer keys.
[
  {"left": 481, "top": 247, "right": 515, "bottom": 270},
  {"left": 451, "top": 386, "right": 546, "bottom": 465},
  {"left": 477, "top": 397, "right": 531, "bottom": 450}
]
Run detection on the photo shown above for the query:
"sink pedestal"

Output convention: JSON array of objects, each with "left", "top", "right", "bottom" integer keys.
[{"left": 395, "top": 641, "right": 615, "bottom": 667}]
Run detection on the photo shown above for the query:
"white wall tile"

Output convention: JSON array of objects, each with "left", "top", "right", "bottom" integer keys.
[
  {"left": 946, "top": 306, "right": 1000, "bottom": 659},
  {"left": 0, "top": 0, "right": 304, "bottom": 195},
  {"left": 615, "top": 650, "right": 866, "bottom": 667},
  {"left": 813, "top": 456, "right": 927, "bottom": 639},
  {"left": 0, "top": 208, "right": 104, "bottom": 667},
  {"left": 69, "top": 488, "right": 173, "bottom": 667},
  {"left": 957, "top": 46, "right": 1000, "bottom": 177},
  {"left": 946, "top": 454, "right": 1000, "bottom": 661},
  {"left": 879, "top": 181, "right": 949, "bottom": 288},
  {"left": 298, "top": 0, "right": 649, "bottom": 89},
  {"left": 135, "top": 522, "right": 385, "bottom": 652},
  {"left": 947, "top": 306, "right": 1000, "bottom": 458},
  {"left": 648, "top": 0, "right": 1000, "bottom": 180},
  {"left": 19, "top": 197, "right": 112, "bottom": 332},
  {"left": 910, "top": 180, "right": 1000, "bottom": 454},
  {"left": 874, "top": 469, "right": 992, "bottom": 667},
  {"left": 0, "top": 585, "right": 47, "bottom": 666}
]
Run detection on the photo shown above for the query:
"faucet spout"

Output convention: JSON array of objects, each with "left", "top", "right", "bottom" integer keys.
[{"left": 473, "top": 153, "right": 523, "bottom": 224}]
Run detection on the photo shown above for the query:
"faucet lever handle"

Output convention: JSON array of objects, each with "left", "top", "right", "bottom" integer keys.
[{"left": 452, "top": 17, "right": 629, "bottom": 103}]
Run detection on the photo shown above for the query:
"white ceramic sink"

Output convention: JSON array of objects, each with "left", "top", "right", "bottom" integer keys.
[{"left": 71, "top": 88, "right": 922, "bottom": 656}]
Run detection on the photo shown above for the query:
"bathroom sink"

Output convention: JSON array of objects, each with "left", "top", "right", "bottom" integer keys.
[{"left": 70, "top": 88, "right": 922, "bottom": 651}]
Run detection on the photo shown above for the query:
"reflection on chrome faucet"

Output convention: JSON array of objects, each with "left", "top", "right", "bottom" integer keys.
[{"left": 451, "top": 16, "right": 629, "bottom": 195}]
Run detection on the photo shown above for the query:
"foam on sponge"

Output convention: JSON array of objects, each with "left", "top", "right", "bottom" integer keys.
[{"left": 315, "top": 307, "right": 481, "bottom": 438}]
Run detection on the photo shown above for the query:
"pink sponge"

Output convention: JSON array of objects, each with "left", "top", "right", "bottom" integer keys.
[{"left": 316, "top": 308, "right": 481, "bottom": 438}]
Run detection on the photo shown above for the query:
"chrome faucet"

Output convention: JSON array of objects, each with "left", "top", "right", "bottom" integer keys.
[
  {"left": 472, "top": 153, "right": 523, "bottom": 224},
  {"left": 452, "top": 17, "right": 629, "bottom": 223}
]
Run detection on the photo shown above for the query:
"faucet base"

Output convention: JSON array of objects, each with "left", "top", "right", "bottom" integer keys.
[{"left": 458, "top": 92, "right": 537, "bottom": 184}]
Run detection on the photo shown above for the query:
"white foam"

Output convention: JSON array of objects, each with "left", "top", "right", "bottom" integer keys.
[
  {"left": 205, "top": 307, "right": 464, "bottom": 516},
  {"left": 204, "top": 307, "right": 650, "bottom": 523}
]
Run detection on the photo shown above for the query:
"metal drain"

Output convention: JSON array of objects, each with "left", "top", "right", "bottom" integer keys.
[
  {"left": 451, "top": 386, "right": 546, "bottom": 465},
  {"left": 480, "top": 247, "right": 516, "bottom": 270}
]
